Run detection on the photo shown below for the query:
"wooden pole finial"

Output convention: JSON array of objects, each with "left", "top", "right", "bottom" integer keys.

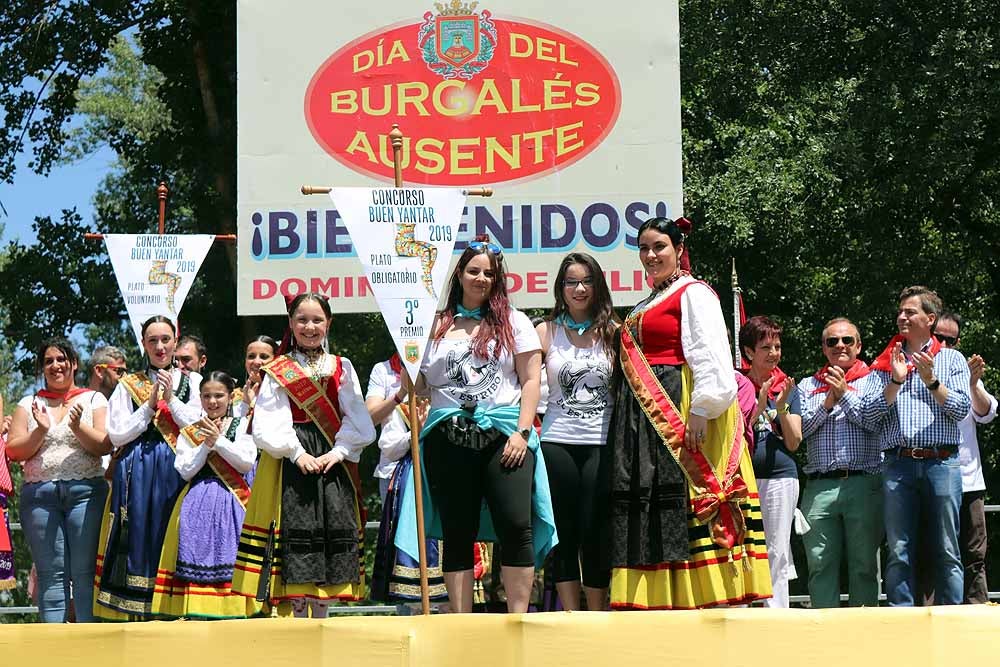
[
  {"left": 390, "top": 124, "right": 404, "bottom": 188},
  {"left": 157, "top": 181, "right": 169, "bottom": 235}
]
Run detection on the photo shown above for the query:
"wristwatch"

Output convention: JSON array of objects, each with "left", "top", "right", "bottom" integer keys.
[
  {"left": 926, "top": 379, "right": 941, "bottom": 391},
  {"left": 518, "top": 427, "right": 532, "bottom": 440}
]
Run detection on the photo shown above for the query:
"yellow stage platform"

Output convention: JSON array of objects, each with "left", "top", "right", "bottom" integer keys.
[{"left": 2, "top": 607, "right": 998, "bottom": 666}]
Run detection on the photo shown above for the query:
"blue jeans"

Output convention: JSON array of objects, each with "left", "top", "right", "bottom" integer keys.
[
  {"left": 882, "top": 452, "right": 963, "bottom": 605},
  {"left": 20, "top": 478, "right": 108, "bottom": 622}
]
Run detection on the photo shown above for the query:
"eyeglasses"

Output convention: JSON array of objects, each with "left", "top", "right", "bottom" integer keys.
[
  {"left": 824, "top": 336, "right": 856, "bottom": 348},
  {"left": 467, "top": 241, "right": 503, "bottom": 256},
  {"left": 563, "top": 278, "right": 594, "bottom": 289},
  {"left": 96, "top": 364, "right": 128, "bottom": 377},
  {"left": 937, "top": 334, "right": 958, "bottom": 347}
]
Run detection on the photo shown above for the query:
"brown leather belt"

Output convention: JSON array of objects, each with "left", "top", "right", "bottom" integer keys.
[{"left": 893, "top": 446, "right": 957, "bottom": 460}]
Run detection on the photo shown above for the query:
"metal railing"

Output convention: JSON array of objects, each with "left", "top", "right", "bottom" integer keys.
[{"left": 4, "top": 510, "right": 1000, "bottom": 617}]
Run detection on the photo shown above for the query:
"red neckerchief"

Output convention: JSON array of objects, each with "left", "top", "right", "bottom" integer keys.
[
  {"left": 388, "top": 352, "right": 402, "bottom": 378},
  {"left": 870, "top": 335, "right": 941, "bottom": 374},
  {"left": 741, "top": 366, "right": 788, "bottom": 400},
  {"left": 811, "top": 359, "right": 871, "bottom": 395},
  {"left": 36, "top": 387, "right": 89, "bottom": 404}
]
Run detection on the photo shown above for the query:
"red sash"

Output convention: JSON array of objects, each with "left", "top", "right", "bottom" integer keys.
[
  {"left": 871, "top": 335, "right": 941, "bottom": 374},
  {"left": 620, "top": 319, "right": 748, "bottom": 550},
  {"left": 179, "top": 418, "right": 251, "bottom": 508},
  {"left": 811, "top": 359, "right": 871, "bottom": 395},
  {"left": 120, "top": 373, "right": 182, "bottom": 451},
  {"left": 262, "top": 355, "right": 343, "bottom": 447}
]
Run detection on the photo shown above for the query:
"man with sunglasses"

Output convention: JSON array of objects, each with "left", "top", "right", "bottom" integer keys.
[
  {"left": 87, "top": 345, "right": 128, "bottom": 399},
  {"left": 927, "top": 311, "right": 996, "bottom": 604},
  {"left": 864, "top": 286, "right": 971, "bottom": 606},
  {"left": 797, "top": 318, "right": 883, "bottom": 607}
]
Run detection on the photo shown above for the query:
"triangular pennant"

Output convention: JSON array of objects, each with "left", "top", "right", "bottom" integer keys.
[
  {"left": 329, "top": 187, "right": 466, "bottom": 383},
  {"left": 104, "top": 234, "right": 216, "bottom": 346}
]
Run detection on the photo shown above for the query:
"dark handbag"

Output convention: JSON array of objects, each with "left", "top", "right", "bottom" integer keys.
[{"left": 440, "top": 415, "right": 506, "bottom": 450}]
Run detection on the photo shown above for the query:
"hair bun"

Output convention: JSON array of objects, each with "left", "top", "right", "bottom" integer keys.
[{"left": 675, "top": 217, "right": 692, "bottom": 234}]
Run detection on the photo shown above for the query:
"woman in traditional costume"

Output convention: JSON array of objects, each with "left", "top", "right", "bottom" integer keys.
[
  {"left": 368, "top": 354, "right": 448, "bottom": 604},
  {"left": 608, "top": 217, "right": 771, "bottom": 609},
  {"left": 152, "top": 371, "right": 257, "bottom": 618},
  {"left": 396, "top": 238, "right": 557, "bottom": 613},
  {"left": 536, "top": 253, "right": 616, "bottom": 611},
  {"left": 739, "top": 315, "right": 802, "bottom": 608},
  {"left": 235, "top": 335, "right": 278, "bottom": 418},
  {"left": 6, "top": 340, "right": 110, "bottom": 621},
  {"left": 94, "top": 316, "right": 203, "bottom": 619},
  {"left": 232, "top": 293, "right": 375, "bottom": 618}
]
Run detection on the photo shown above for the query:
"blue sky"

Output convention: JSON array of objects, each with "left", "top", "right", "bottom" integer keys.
[{"left": 0, "top": 145, "right": 116, "bottom": 244}]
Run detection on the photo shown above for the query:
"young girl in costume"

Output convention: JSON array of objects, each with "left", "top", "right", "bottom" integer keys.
[
  {"left": 95, "top": 316, "right": 203, "bottom": 619},
  {"left": 232, "top": 293, "right": 376, "bottom": 618},
  {"left": 152, "top": 371, "right": 257, "bottom": 618},
  {"left": 235, "top": 335, "right": 278, "bottom": 418},
  {"left": 367, "top": 354, "right": 448, "bottom": 605}
]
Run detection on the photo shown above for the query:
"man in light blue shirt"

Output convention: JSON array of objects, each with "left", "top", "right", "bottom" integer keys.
[
  {"left": 864, "top": 286, "right": 971, "bottom": 605},
  {"left": 798, "top": 317, "right": 883, "bottom": 607}
]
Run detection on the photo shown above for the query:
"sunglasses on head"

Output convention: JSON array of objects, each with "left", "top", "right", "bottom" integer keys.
[
  {"left": 937, "top": 334, "right": 958, "bottom": 347},
  {"left": 467, "top": 241, "right": 503, "bottom": 256},
  {"left": 824, "top": 336, "right": 856, "bottom": 348}
]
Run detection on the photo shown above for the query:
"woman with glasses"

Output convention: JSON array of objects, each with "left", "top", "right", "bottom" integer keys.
[
  {"left": 397, "top": 236, "right": 556, "bottom": 613},
  {"left": 608, "top": 217, "right": 771, "bottom": 610},
  {"left": 535, "top": 252, "right": 616, "bottom": 610},
  {"left": 6, "top": 338, "right": 111, "bottom": 622},
  {"left": 94, "top": 315, "right": 203, "bottom": 620},
  {"left": 740, "top": 314, "right": 802, "bottom": 608}
]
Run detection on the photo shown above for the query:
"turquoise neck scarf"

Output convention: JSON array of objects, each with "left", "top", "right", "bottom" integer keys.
[
  {"left": 455, "top": 304, "right": 483, "bottom": 320},
  {"left": 558, "top": 313, "right": 592, "bottom": 335}
]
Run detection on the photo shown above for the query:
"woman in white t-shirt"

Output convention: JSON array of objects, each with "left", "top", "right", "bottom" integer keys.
[
  {"left": 403, "top": 237, "right": 556, "bottom": 613},
  {"left": 536, "top": 252, "right": 617, "bottom": 610},
  {"left": 6, "top": 338, "right": 110, "bottom": 622}
]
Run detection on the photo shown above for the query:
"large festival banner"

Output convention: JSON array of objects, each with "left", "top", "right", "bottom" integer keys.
[
  {"left": 104, "top": 234, "right": 215, "bottom": 345},
  {"left": 236, "top": 0, "right": 682, "bottom": 314},
  {"left": 330, "top": 187, "right": 465, "bottom": 381}
]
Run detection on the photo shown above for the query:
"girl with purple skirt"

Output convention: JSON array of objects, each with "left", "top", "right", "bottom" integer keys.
[{"left": 152, "top": 371, "right": 257, "bottom": 619}]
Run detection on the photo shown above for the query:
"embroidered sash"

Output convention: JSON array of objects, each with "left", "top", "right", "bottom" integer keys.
[
  {"left": 179, "top": 418, "right": 251, "bottom": 508},
  {"left": 120, "top": 372, "right": 184, "bottom": 451},
  {"left": 620, "top": 318, "right": 748, "bottom": 550},
  {"left": 262, "top": 355, "right": 343, "bottom": 448}
]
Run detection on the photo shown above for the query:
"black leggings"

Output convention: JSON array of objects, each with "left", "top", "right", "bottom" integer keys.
[
  {"left": 423, "top": 424, "right": 535, "bottom": 571},
  {"left": 541, "top": 441, "right": 610, "bottom": 588}
]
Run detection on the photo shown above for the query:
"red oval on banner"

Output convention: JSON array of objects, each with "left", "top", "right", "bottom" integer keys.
[{"left": 304, "top": 11, "right": 622, "bottom": 186}]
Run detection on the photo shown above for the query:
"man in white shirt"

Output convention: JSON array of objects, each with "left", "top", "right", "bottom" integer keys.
[{"left": 934, "top": 311, "right": 996, "bottom": 603}]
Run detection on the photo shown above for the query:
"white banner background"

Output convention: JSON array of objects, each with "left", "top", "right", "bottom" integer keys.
[{"left": 237, "top": 0, "right": 682, "bottom": 314}]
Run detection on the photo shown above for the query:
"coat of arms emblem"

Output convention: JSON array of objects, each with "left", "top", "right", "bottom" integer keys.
[
  {"left": 418, "top": 1, "right": 497, "bottom": 80},
  {"left": 405, "top": 341, "right": 421, "bottom": 364}
]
